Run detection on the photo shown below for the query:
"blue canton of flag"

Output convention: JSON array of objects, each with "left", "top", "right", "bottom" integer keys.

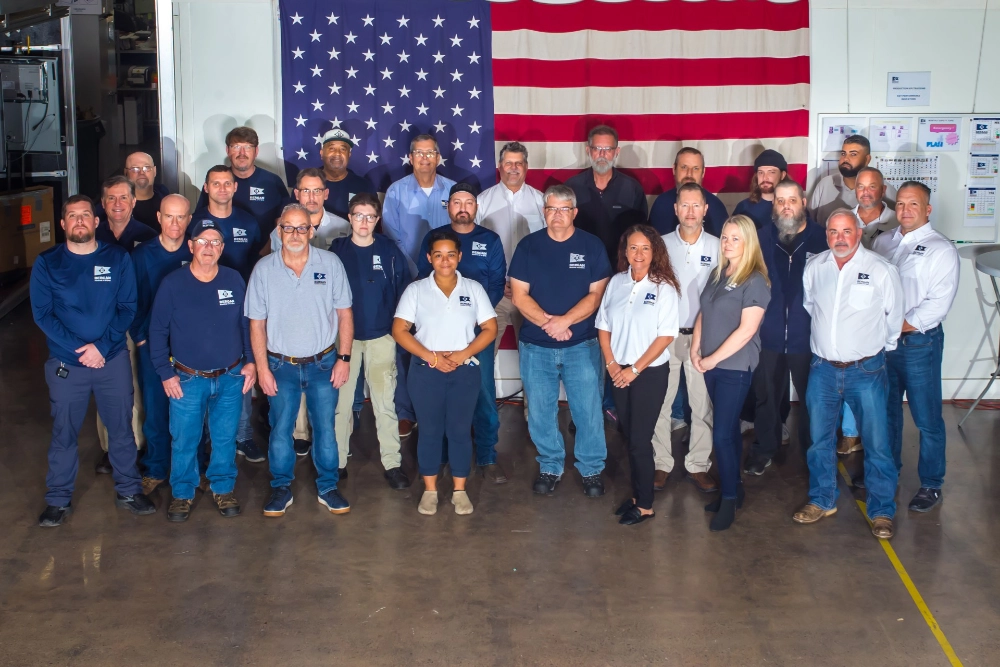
[{"left": 279, "top": 0, "right": 496, "bottom": 192}]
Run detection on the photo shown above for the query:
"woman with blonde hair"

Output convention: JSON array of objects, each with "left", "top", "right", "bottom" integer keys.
[{"left": 691, "top": 215, "right": 771, "bottom": 531}]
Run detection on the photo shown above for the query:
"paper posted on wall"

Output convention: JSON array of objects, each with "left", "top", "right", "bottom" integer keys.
[
  {"left": 965, "top": 187, "right": 997, "bottom": 227},
  {"left": 870, "top": 118, "right": 913, "bottom": 152},
  {"left": 822, "top": 117, "right": 866, "bottom": 153},
  {"left": 917, "top": 117, "right": 961, "bottom": 152}
]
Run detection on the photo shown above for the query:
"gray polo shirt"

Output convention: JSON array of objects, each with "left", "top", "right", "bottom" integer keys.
[
  {"left": 698, "top": 271, "right": 771, "bottom": 372},
  {"left": 245, "top": 246, "right": 353, "bottom": 357}
]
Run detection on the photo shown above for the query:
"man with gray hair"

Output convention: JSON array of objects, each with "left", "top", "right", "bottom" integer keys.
[
  {"left": 476, "top": 141, "right": 546, "bottom": 355},
  {"left": 508, "top": 184, "right": 612, "bottom": 497},
  {"left": 794, "top": 207, "right": 902, "bottom": 540},
  {"left": 853, "top": 166, "right": 899, "bottom": 248}
]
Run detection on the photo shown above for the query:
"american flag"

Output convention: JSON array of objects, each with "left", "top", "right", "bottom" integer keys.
[{"left": 279, "top": 0, "right": 809, "bottom": 197}]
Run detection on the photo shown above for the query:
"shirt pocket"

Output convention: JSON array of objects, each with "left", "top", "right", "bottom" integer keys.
[
  {"left": 523, "top": 214, "right": 543, "bottom": 233},
  {"left": 848, "top": 284, "right": 873, "bottom": 310}
]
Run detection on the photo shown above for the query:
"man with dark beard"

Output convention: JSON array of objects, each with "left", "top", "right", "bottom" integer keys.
[
  {"left": 743, "top": 179, "right": 828, "bottom": 476},
  {"left": 733, "top": 149, "right": 788, "bottom": 229},
  {"left": 809, "top": 135, "right": 896, "bottom": 227}
]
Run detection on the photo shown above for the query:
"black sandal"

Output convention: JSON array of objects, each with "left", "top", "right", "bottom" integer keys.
[{"left": 619, "top": 506, "right": 654, "bottom": 525}]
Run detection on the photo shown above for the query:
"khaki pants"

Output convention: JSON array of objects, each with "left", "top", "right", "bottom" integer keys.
[
  {"left": 650, "top": 333, "right": 713, "bottom": 473},
  {"left": 334, "top": 334, "right": 401, "bottom": 469},
  {"left": 97, "top": 334, "right": 144, "bottom": 451}
]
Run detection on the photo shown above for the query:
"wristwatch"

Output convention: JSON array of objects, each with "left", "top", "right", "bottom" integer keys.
[{"left": 337, "top": 354, "right": 351, "bottom": 362}]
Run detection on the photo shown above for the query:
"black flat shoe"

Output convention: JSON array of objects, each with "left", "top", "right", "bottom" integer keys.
[
  {"left": 709, "top": 498, "right": 737, "bottom": 531},
  {"left": 619, "top": 506, "right": 654, "bottom": 525},
  {"left": 614, "top": 499, "right": 636, "bottom": 516}
]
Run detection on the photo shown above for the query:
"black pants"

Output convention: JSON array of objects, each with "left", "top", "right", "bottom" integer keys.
[
  {"left": 751, "top": 349, "right": 811, "bottom": 460},
  {"left": 611, "top": 363, "right": 669, "bottom": 510}
]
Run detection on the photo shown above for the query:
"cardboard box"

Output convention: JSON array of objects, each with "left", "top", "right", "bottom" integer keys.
[{"left": 0, "top": 186, "right": 55, "bottom": 269}]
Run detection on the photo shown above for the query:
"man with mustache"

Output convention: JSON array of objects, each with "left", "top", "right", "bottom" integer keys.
[
  {"left": 853, "top": 167, "right": 899, "bottom": 248},
  {"left": 123, "top": 152, "right": 170, "bottom": 231},
  {"left": 648, "top": 147, "right": 730, "bottom": 237},
  {"left": 733, "top": 150, "right": 789, "bottom": 230},
  {"left": 794, "top": 209, "right": 902, "bottom": 540},
  {"left": 809, "top": 135, "right": 897, "bottom": 227},
  {"left": 319, "top": 128, "right": 377, "bottom": 220},
  {"left": 31, "top": 195, "right": 156, "bottom": 526},
  {"left": 743, "top": 179, "right": 828, "bottom": 476}
]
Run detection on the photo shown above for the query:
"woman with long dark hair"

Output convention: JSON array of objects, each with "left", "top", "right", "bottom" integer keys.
[{"left": 596, "top": 224, "right": 681, "bottom": 525}]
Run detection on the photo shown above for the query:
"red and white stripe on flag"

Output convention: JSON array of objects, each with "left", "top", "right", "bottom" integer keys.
[{"left": 489, "top": 0, "right": 810, "bottom": 194}]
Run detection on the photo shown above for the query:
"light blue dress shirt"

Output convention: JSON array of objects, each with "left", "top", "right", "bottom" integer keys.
[{"left": 382, "top": 172, "right": 456, "bottom": 277}]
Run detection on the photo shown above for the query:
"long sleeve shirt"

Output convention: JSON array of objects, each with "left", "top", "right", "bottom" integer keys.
[
  {"left": 381, "top": 173, "right": 456, "bottom": 278},
  {"left": 129, "top": 236, "right": 193, "bottom": 344},
  {"left": 475, "top": 181, "right": 546, "bottom": 272}
]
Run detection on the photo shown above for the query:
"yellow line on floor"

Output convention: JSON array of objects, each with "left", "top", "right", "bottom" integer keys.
[{"left": 836, "top": 462, "right": 964, "bottom": 666}]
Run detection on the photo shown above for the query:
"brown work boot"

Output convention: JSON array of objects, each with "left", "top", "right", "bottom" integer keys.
[
  {"left": 837, "top": 436, "right": 863, "bottom": 456},
  {"left": 871, "top": 516, "right": 894, "bottom": 540},
  {"left": 686, "top": 471, "right": 719, "bottom": 493},
  {"left": 142, "top": 476, "right": 164, "bottom": 495},
  {"left": 166, "top": 498, "right": 192, "bottom": 522},
  {"left": 792, "top": 503, "right": 837, "bottom": 524},
  {"left": 212, "top": 492, "right": 241, "bottom": 518},
  {"left": 653, "top": 470, "right": 669, "bottom": 491},
  {"left": 398, "top": 419, "right": 416, "bottom": 439}
]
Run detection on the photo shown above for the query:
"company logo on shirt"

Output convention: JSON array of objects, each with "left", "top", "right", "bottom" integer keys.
[
  {"left": 314, "top": 272, "right": 327, "bottom": 285},
  {"left": 94, "top": 265, "right": 111, "bottom": 282},
  {"left": 459, "top": 295, "right": 472, "bottom": 307},
  {"left": 913, "top": 244, "right": 927, "bottom": 256},
  {"left": 857, "top": 272, "right": 870, "bottom": 286},
  {"left": 569, "top": 253, "right": 586, "bottom": 269},
  {"left": 700, "top": 255, "right": 712, "bottom": 266},
  {"left": 472, "top": 241, "right": 487, "bottom": 257},
  {"left": 233, "top": 227, "right": 249, "bottom": 242},
  {"left": 372, "top": 254, "right": 382, "bottom": 269},
  {"left": 218, "top": 289, "right": 235, "bottom": 306},
  {"left": 181, "top": 260, "right": 190, "bottom": 266},
  {"left": 643, "top": 292, "right": 657, "bottom": 305},
  {"left": 249, "top": 186, "right": 266, "bottom": 202},
  {"left": 441, "top": 199, "right": 448, "bottom": 208}
]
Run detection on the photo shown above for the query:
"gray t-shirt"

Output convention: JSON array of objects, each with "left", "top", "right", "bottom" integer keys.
[
  {"left": 698, "top": 270, "right": 771, "bottom": 372},
  {"left": 245, "top": 247, "right": 353, "bottom": 357}
]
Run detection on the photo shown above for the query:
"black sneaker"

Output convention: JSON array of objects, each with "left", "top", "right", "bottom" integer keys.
[
  {"left": 384, "top": 467, "right": 411, "bottom": 489},
  {"left": 237, "top": 439, "right": 266, "bottom": 463},
  {"left": 908, "top": 487, "right": 942, "bottom": 512},
  {"left": 742, "top": 454, "right": 771, "bottom": 476},
  {"left": 582, "top": 474, "right": 605, "bottom": 497},
  {"left": 38, "top": 504, "right": 71, "bottom": 527},
  {"left": 533, "top": 472, "right": 560, "bottom": 495},
  {"left": 294, "top": 439, "right": 312, "bottom": 457},
  {"left": 115, "top": 492, "right": 156, "bottom": 515}
]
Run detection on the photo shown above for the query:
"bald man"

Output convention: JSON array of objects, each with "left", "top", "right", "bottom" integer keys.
[{"left": 123, "top": 152, "right": 171, "bottom": 230}]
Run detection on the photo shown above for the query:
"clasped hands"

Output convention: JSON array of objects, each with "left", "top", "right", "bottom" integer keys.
[{"left": 540, "top": 312, "right": 572, "bottom": 342}]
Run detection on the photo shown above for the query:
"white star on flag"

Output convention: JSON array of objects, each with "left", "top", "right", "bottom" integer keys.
[
  {"left": 450, "top": 35, "right": 463, "bottom": 47},
  {"left": 290, "top": 12, "right": 303, "bottom": 24},
  {"left": 326, "top": 12, "right": 338, "bottom": 24},
  {"left": 380, "top": 33, "right": 393, "bottom": 45},
  {"left": 434, "top": 120, "right": 447, "bottom": 133},
  {"left": 328, "top": 83, "right": 341, "bottom": 94},
  {"left": 363, "top": 84, "right": 376, "bottom": 95},
  {"left": 468, "top": 17, "right": 480, "bottom": 29},
  {"left": 414, "top": 34, "right": 428, "bottom": 46},
  {"left": 384, "top": 137, "right": 396, "bottom": 147},
  {"left": 292, "top": 48, "right": 304, "bottom": 59},
  {"left": 432, "top": 15, "right": 445, "bottom": 27},
  {"left": 380, "top": 68, "right": 393, "bottom": 80},
  {"left": 470, "top": 156, "right": 482, "bottom": 168},
  {"left": 416, "top": 103, "right": 429, "bottom": 115},
  {"left": 433, "top": 87, "right": 446, "bottom": 98},
  {"left": 347, "top": 101, "right": 359, "bottom": 113},
  {"left": 397, "top": 16, "right": 409, "bottom": 28},
  {"left": 312, "top": 99, "right": 325, "bottom": 111},
  {"left": 451, "top": 104, "right": 464, "bottom": 116},
  {"left": 310, "top": 65, "right": 323, "bottom": 77},
  {"left": 399, "top": 120, "right": 412, "bottom": 132},
  {"left": 294, "top": 115, "right": 307, "bottom": 126},
  {"left": 363, "top": 50, "right": 375, "bottom": 61},
  {"left": 365, "top": 118, "right": 377, "bottom": 129},
  {"left": 328, "top": 47, "right": 340, "bottom": 60},
  {"left": 345, "top": 66, "right": 358, "bottom": 78},
  {"left": 293, "top": 81, "right": 305, "bottom": 93},
  {"left": 382, "top": 102, "right": 394, "bottom": 114},
  {"left": 362, "top": 15, "right": 374, "bottom": 26},
  {"left": 367, "top": 151, "right": 379, "bottom": 163},
  {"left": 469, "top": 87, "right": 480, "bottom": 99},
  {"left": 452, "top": 138, "right": 464, "bottom": 151},
  {"left": 345, "top": 32, "right": 357, "bottom": 44},
  {"left": 310, "top": 30, "right": 321, "bottom": 42},
  {"left": 296, "top": 148, "right": 308, "bottom": 160}
]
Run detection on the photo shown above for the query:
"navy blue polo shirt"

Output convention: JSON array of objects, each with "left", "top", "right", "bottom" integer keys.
[
  {"left": 95, "top": 217, "right": 157, "bottom": 253},
  {"left": 648, "top": 187, "right": 730, "bottom": 238},
  {"left": 564, "top": 168, "right": 648, "bottom": 265},
  {"left": 30, "top": 242, "right": 136, "bottom": 366},
  {"left": 197, "top": 167, "right": 290, "bottom": 236},
  {"left": 324, "top": 169, "right": 376, "bottom": 220},
  {"left": 148, "top": 265, "right": 254, "bottom": 380},
  {"left": 733, "top": 198, "right": 774, "bottom": 230},
  {"left": 507, "top": 227, "right": 612, "bottom": 348},
  {"left": 330, "top": 234, "right": 410, "bottom": 341},
  {"left": 129, "top": 236, "right": 193, "bottom": 344},
  {"left": 416, "top": 225, "right": 506, "bottom": 307},
  {"left": 188, "top": 207, "right": 262, "bottom": 282}
]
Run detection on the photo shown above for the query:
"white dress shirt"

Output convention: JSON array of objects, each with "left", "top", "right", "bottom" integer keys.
[
  {"left": 475, "top": 181, "right": 545, "bottom": 271},
  {"left": 872, "top": 223, "right": 960, "bottom": 333},
  {"left": 851, "top": 203, "right": 899, "bottom": 249},
  {"left": 663, "top": 227, "right": 720, "bottom": 328},
  {"left": 394, "top": 271, "right": 497, "bottom": 351},
  {"left": 596, "top": 269, "right": 680, "bottom": 368},
  {"left": 803, "top": 246, "right": 904, "bottom": 361}
]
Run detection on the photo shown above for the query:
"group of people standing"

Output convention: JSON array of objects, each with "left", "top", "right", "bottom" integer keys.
[{"left": 29, "top": 124, "right": 960, "bottom": 539}]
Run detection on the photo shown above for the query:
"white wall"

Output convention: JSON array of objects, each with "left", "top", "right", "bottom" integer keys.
[{"left": 163, "top": 0, "right": 1000, "bottom": 399}]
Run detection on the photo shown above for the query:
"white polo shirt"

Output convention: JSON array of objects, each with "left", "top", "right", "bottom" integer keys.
[
  {"left": 475, "top": 182, "right": 545, "bottom": 271},
  {"left": 596, "top": 269, "right": 680, "bottom": 367},
  {"left": 803, "top": 246, "right": 903, "bottom": 362},
  {"left": 394, "top": 271, "right": 497, "bottom": 350},
  {"left": 872, "top": 223, "right": 960, "bottom": 333},
  {"left": 663, "top": 227, "right": 720, "bottom": 328}
]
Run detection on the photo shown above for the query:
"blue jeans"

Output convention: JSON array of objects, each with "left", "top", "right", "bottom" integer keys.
[
  {"left": 519, "top": 339, "right": 606, "bottom": 478},
  {"left": 805, "top": 353, "right": 896, "bottom": 520},
  {"left": 841, "top": 403, "right": 859, "bottom": 438},
  {"left": 409, "top": 359, "right": 480, "bottom": 477},
  {"left": 267, "top": 349, "right": 340, "bottom": 493},
  {"left": 704, "top": 368, "right": 753, "bottom": 500},
  {"left": 394, "top": 345, "right": 416, "bottom": 422},
  {"left": 472, "top": 341, "right": 500, "bottom": 465},
  {"left": 168, "top": 363, "right": 245, "bottom": 500},
  {"left": 237, "top": 391, "right": 253, "bottom": 442},
  {"left": 136, "top": 343, "right": 170, "bottom": 480},
  {"left": 887, "top": 326, "right": 946, "bottom": 489}
]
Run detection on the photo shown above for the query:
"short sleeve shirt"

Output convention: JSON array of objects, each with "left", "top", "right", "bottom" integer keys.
[
  {"left": 394, "top": 272, "right": 496, "bottom": 351},
  {"left": 698, "top": 271, "right": 771, "bottom": 372},
  {"left": 595, "top": 270, "right": 681, "bottom": 367},
  {"left": 507, "top": 227, "right": 612, "bottom": 348}
]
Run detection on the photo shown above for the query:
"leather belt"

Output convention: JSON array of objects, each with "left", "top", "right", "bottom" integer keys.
[
  {"left": 679, "top": 327, "right": 694, "bottom": 335},
  {"left": 173, "top": 357, "right": 242, "bottom": 378},
  {"left": 267, "top": 343, "right": 336, "bottom": 365},
  {"left": 825, "top": 354, "right": 875, "bottom": 369}
]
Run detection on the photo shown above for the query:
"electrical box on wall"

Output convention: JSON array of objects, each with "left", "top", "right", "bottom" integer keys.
[{"left": 0, "top": 58, "right": 61, "bottom": 153}]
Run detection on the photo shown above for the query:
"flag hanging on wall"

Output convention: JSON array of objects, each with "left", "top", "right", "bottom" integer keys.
[{"left": 279, "top": 0, "right": 810, "bottom": 195}]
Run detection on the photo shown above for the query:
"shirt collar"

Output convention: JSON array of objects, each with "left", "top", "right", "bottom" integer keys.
[
  {"left": 893, "top": 222, "right": 934, "bottom": 245},
  {"left": 674, "top": 227, "right": 705, "bottom": 248}
]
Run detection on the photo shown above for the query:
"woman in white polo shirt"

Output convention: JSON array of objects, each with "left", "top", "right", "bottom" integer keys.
[
  {"left": 597, "top": 224, "right": 680, "bottom": 525},
  {"left": 393, "top": 228, "right": 498, "bottom": 516}
]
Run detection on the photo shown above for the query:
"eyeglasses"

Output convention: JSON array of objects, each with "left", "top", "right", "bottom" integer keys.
[
  {"left": 193, "top": 238, "right": 223, "bottom": 247},
  {"left": 228, "top": 143, "right": 257, "bottom": 154},
  {"left": 588, "top": 146, "right": 617, "bottom": 155},
  {"left": 298, "top": 188, "right": 327, "bottom": 197},
  {"left": 350, "top": 213, "right": 378, "bottom": 223},
  {"left": 280, "top": 225, "right": 313, "bottom": 235},
  {"left": 126, "top": 166, "right": 154, "bottom": 174},
  {"left": 544, "top": 206, "right": 573, "bottom": 214},
  {"left": 412, "top": 150, "right": 439, "bottom": 159}
]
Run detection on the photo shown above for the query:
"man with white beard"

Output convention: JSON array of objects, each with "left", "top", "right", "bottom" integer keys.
[{"left": 744, "top": 179, "right": 828, "bottom": 475}]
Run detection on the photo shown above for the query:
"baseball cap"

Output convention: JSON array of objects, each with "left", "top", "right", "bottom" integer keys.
[
  {"left": 448, "top": 182, "right": 478, "bottom": 199},
  {"left": 190, "top": 219, "right": 224, "bottom": 239},
  {"left": 322, "top": 128, "right": 354, "bottom": 148}
]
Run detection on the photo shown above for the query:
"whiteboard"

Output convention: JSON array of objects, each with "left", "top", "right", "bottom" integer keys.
[{"left": 815, "top": 114, "right": 1000, "bottom": 243}]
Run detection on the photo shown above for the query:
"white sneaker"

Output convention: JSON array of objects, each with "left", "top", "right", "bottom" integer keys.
[
  {"left": 740, "top": 420, "right": 755, "bottom": 434},
  {"left": 781, "top": 423, "right": 790, "bottom": 445},
  {"left": 671, "top": 418, "right": 687, "bottom": 432},
  {"left": 451, "top": 490, "right": 474, "bottom": 515},
  {"left": 418, "top": 490, "right": 438, "bottom": 515}
]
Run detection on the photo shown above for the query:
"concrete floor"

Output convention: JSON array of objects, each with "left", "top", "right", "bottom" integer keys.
[{"left": 0, "top": 301, "right": 998, "bottom": 666}]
